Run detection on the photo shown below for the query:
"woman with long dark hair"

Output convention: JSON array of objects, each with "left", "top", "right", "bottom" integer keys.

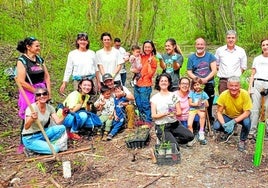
[
  {"left": 157, "top": 38, "right": 183, "bottom": 91},
  {"left": 60, "top": 33, "right": 100, "bottom": 93},
  {"left": 151, "top": 73, "right": 194, "bottom": 150},
  {"left": 133, "top": 40, "right": 157, "bottom": 125}
]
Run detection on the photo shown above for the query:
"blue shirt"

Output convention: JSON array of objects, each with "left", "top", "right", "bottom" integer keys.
[
  {"left": 189, "top": 90, "right": 209, "bottom": 110},
  {"left": 187, "top": 52, "right": 216, "bottom": 83}
]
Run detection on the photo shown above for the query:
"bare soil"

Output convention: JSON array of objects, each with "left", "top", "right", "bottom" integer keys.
[{"left": 1, "top": 46, "right": 268, "bottom": 188}]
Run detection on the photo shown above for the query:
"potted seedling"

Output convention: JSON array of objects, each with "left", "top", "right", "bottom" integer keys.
[
  {"left": 125, "top": 126, "right": 150, "bottom": 149},
  {"left": 154, "top": 124, "right": 181, "bottom": 165},
  {"left": 156, "top": 124, "right": 172, "bottom": 155}
]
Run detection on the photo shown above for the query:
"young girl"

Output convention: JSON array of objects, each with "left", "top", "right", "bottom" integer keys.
[
  {"left": 129, "top": 45, "right": 142, "bottom": 86},
  {"left": 94, "top": 86, "right": 115, "bottom": 139},
  {"left": 187, "top": 77, "right": 209, "bottom": 145},
  {"left": 157, "top": 38, "right": 183, "bottom": 91}
]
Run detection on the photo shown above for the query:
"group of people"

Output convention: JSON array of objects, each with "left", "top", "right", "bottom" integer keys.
[{"left": 15, "top": 29, "right": 268, "bottom": 156}]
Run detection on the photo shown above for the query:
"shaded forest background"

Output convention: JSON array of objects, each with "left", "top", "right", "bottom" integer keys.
[{"left": 0, "top": 0, "right": 268, "bottom": 102}]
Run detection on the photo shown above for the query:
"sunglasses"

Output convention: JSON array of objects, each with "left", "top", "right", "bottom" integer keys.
[
  {"left": 36, "top": 91, "right": 48, "bottom": 97},
  {"left": 29, "top": 36, "right": 36, "bottom": 40},
  {"left": 144, "top": 40, "right": 153, "bottom": 43},
  {"left": 77, "top": 33, "right": 88, "bottom": 40}
]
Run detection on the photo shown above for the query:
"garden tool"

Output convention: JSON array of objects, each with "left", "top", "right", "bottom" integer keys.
[
  {"left": 253, "top": 88, "right": 268, "bottom": 166},
  {"left": 15, "top": 77, "right": 58, "bottom": 159}
]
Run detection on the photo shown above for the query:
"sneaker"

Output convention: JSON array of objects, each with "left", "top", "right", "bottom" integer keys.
[
  {"left": 101, "top": 131, "right": 109, "bottom": 141},
  {"left": 221, "top": 131, "right": 234, "bottom": 143},
  {"left": 238, "top": 141, "right": 246, "bottom": 152},
  {"left": 23, "top": 147, "right": 35, "bottom": 157},
  {"left": 107, "top": 134, "right": 113, "bottom": 141},
  {"left": 17, "top": 144, "right": 24, "bottom": 154},
  {"left": 67, "top": 132, "right": 81, "bottom": 140},
  {"left": 187, "top": 136, "right": 197, "bottom": 147},
  {"left": 198, "top": 132, "right": 207, "bottom": 145},
  {"left": 200, "top": 139, "right": 208, "bottom": 145},
  {"left": 198, "top": 131, "right": 205, "bottom": 141}
]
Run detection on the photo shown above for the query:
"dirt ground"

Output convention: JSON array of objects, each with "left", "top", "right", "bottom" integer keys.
[
  {"left": 1, "top": 100, "right": 268, "bottom": 188},
  {"left": 1, "top": 45, "right": 268, "bottom": 188}
]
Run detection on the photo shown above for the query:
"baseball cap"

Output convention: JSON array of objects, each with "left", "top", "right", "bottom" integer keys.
[{"left": 102, "top": 73, "right": 113, "bottom": 82}]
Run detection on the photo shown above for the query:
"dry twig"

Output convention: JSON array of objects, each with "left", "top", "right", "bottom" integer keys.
[
  {"left": 48, "top": 177, "right": 62, "bottom": 188},
  {"left": 25, "top": 147, "right": 91, "bottom": 162},
  {"left": 135, "top": 171, "right": 176, "bottom": 177},
  {"left": 140, "top": 175, "right": 163, "bottom": 188},
  {"left": 206, "top": 165, "right": 232, "bottom": 169}
]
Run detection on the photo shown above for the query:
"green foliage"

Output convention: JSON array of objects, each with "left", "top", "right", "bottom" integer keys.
[
  {"left": 0, "top": 0, "right": 264, "bottom": 104},
  {"left": 0, "top": 129, "right": 13, "bottom": 137},
  {"left": 36, "top": 162, "right": 46, "bottom": 174}
]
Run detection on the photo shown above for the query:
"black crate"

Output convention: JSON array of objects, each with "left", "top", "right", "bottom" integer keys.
[
  {"left": 125, "top": 128, "right": 150, "bottom": 149},
  {"left": 154, "top": 143, "right": 181, "bottom": 165}
]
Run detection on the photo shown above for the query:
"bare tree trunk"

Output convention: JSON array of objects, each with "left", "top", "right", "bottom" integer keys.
[
  {"left": 134, "top": 0, "right": 140, "bottom": 44},
  {"left": 123, "top": 0, "right": 131, "bottom": 45},
  {"left": 128, "top": 0, "right": 136, "bottom": 45},
  {"left": 148, "top": 0, "right": 159, "bottom": 39},
  {"left": 230, "top": 0, "right": 236, "bottom": 30},
  {"left": 88, "top": 0, "right": 101, "bottom": 32}
]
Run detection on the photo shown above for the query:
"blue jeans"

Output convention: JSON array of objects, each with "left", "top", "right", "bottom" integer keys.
[
  {"left": 110, "top": 98, "right": 126, "bottom": 136},
  {"left": 213, "top": 114, "right": 251, "bottom": 141},
  {"left": 134, "top": 86, "right": 152, "bottom": 123},
  {"left": 22, "top": 125, "right": 66, "bottom": 154},
  {"left": 120, "top": 73, "right": 127, "bottom": 86},
  {"left": 63, "top": 111, "right": 88, "bottom": 133},
  {"left": 110, "top": 118, "right": 125, "bottom": 136},
  {"left": 180, "top": 120, "right": 188, "bottom": 128}
]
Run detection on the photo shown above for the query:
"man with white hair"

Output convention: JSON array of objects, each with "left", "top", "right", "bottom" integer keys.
[
  {"left": 213, "top": 76, "right": 252, "bottom": 152},
  {"left": 215, "top": 30, "right": 247, "bottom": 94}
]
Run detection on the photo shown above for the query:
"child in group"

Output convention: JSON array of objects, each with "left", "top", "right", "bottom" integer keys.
[
  {"left": 94, "top": 86, "right": 115, "bottom": 140},
  {"left": 129, "top": 45, "right": 142, "bottom": 86},
  {"left": 107, "top": 84, "right": 129, "bottom": 140},
  {"left": 187, "top": 77, "right": 209, "bottom": 146}
]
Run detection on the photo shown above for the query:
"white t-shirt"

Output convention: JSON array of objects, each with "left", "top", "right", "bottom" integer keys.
[
  {"left": 150, "top": 92, "right": 179, "bottom": 125},
  {"left": 96, "top": 48, "right": 124, "bottom": 82},
  {"left": 94, "top": 95, "right": 115, "bottom": 116},
  {"left": 252, "top": 54, "right": 268, "bottom": 80},
  {"left": 215, "top": 45, "right": 247, "bottom": 78},
  {"left": 63, "top": 49, "right": 97, "bottom": 82},
  {"left": 22, "top": 103, "right": 55, "bottom": 135},
  {"left": 113, "top": 46, "right": 128, "bottom": 74}
]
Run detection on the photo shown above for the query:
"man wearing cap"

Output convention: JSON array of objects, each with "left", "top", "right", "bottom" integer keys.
[{"left": 102, "top": 73, "right": 136, "bottom": 129}]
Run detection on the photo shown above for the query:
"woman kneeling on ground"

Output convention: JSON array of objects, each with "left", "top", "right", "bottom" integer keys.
[
  {"left": 58, "top": 78, "right": 102, "bottom": 140},
  {"left": 150, "top": 73, "right": 194, "bottom": 150},
  {"left": 22, "top": 88, "right": 68, "bottom": 154}
]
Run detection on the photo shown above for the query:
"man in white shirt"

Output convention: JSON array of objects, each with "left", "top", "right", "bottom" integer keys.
[
  {"left": 113, "top": 38, "right": 129, "bottom": 86},
  {"left": 215, "top": 30, "right": 247, "bottom": 94},
  {"left": 96, "top": 32, "right": 124, "bottom": 85}
]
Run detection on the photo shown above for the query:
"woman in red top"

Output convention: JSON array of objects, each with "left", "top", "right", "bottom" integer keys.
[{"left": 132, "top": 40, "right": 157, "bottom": 124}]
